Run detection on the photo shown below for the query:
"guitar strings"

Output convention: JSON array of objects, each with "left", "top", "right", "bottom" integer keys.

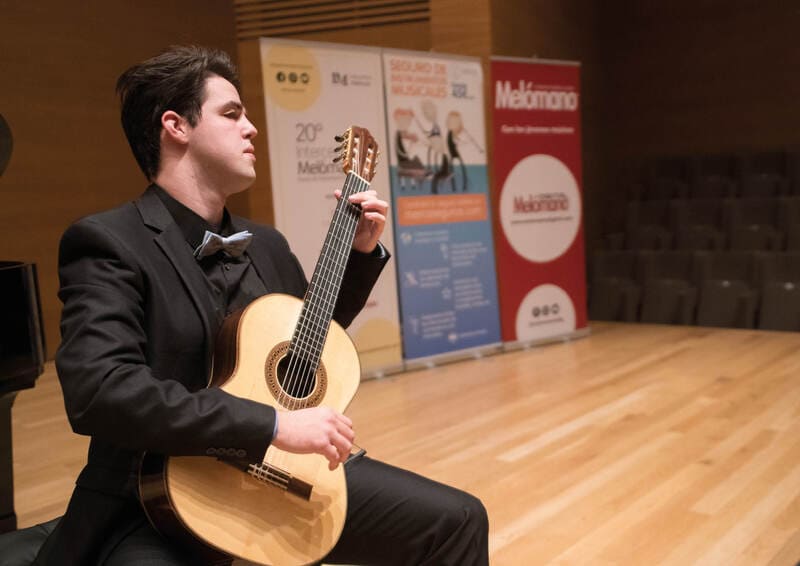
[
  {"left": 280, "top": 142, "right": 358, "bottom": 408},
  {"left": 286, "top": 172, "right": 365, "bottom": 406},
  {"left": 268, "top": 172, "right": 363, "bottom": 471},
  {"left": 282, "top": 138, "right": 371, "bottom": 406},
  {"left": 267, "top": 135, "right": 374, "bottom": 470},
  {"left": 281, "top": 171, "right": 362, "bottom": 406}
]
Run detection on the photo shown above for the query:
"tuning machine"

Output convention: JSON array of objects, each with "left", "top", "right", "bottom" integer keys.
[{"left": 332, "top": 130, "right": 350, "bottom": 163}]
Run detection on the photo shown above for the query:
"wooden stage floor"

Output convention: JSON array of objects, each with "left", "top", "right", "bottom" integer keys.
[{"left": 11, "top": 322, "right": 800, "bottom": 565}]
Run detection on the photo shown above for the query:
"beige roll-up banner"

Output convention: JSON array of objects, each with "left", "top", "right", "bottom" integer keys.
[{"left": 259, "top": 38, "right": 402, "bottom": 378}]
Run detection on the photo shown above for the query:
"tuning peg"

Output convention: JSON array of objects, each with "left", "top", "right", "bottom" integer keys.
[
  {"left": 332, "top": 155, "right": 343, "bottom": 163},
  {"left": 333, "top": 144, "right": 344, "bottom": 153},
  {"left": 334, "top": 135, "right": 344, "bottom": 143}
]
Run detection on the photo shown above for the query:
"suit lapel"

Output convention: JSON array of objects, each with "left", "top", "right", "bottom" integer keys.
[
  {"left": 134, "top": 187, "right": 221, "bottom": 376},
  {"left": 232, "top": 216, "right": 283, "bottom": 293}
]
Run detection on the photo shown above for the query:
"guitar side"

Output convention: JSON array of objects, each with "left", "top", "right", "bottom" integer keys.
[{"left": 140, "top": 293, "right": 361, "bottom": 566}]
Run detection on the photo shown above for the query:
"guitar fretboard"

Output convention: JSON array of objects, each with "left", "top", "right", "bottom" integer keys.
[{"left": 284, "top": 172, "right": 370, "bottom": 390}]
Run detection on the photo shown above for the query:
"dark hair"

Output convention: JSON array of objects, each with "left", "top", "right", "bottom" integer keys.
[{"left": 116, "top": 45, "right": 240, "bottom": 180}]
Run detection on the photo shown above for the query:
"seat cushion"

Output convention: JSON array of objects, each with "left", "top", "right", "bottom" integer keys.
[{"left": 0, "top": 517, "right": 61, "bottom": 566}]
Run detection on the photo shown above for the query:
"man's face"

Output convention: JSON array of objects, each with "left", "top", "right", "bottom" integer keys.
[{"left": 187, "top": 75, "right": 258, "bottom": 194}]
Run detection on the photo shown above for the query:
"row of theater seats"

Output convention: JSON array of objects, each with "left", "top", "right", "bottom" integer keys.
[
  {"left": 589, "top": 250, "right": 800, "bottom": 331},
  {"left": 631, "top": 150, "right": 799, "bottom": 201},
  {"left": 604, "top": 196, "right": 800, "bottom": 251}
]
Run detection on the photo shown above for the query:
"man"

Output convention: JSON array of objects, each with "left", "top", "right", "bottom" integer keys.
[{"left": 34, "top": 46, "right": 488, "bottom": 565}]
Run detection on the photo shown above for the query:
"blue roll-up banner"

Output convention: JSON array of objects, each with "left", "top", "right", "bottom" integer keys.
[{"left": 382, "top": 50, "right": 502, "bottom": 364}]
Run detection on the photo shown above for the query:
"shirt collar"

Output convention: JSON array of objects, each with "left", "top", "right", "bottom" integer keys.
[{"left": 151, "top": 184, "right": 234, "bottom": 251}]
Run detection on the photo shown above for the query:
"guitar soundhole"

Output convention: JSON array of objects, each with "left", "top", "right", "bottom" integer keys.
[
  {"left": 265, "top": 341, "right": 327, "bottom": 408},
  {"left": 277, "top": 354, "right": 315, "bottom": 397}
]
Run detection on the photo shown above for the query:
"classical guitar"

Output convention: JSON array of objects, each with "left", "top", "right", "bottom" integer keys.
[{"left": 139, "top": 126, "right": 380, "bottom": 566}]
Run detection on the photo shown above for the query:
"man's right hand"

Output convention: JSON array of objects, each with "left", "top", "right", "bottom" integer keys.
[{"left": 271, "top": 407, "right": 355, "bottom": 470}]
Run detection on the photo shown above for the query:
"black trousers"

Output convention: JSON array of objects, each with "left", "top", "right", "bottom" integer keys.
[{"left": 38, "top": 456, "right": 489, "bottom": 565}]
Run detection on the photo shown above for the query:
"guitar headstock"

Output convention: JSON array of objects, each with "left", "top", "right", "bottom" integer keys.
[{"left": 333, "top": 126, "right": 380, "bottom": 182}]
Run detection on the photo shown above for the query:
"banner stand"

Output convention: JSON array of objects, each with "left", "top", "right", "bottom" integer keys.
[
  {"left": 501, "top": 327, "right": 591, "bottom": 353},
  {"left": 402, "top": 343, "right": 503, "bottom": 372}
]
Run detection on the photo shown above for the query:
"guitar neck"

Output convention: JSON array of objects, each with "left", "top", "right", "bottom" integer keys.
[{"left": 289, "top": 172, "right": 370, "bottom": 365}]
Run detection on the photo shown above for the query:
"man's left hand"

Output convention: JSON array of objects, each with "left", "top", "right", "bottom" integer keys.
[{"left": 336, "top": 189, "right": 388, "bottom": 254}]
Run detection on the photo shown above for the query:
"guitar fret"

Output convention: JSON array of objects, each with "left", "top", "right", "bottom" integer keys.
[{"left": 286, "top": 149, "right": 374, "bottom": 378}]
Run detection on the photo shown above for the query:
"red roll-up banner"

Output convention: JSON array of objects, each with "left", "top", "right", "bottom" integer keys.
[{"left": 490, "top": 57, "right": 588, "bottom": 346}]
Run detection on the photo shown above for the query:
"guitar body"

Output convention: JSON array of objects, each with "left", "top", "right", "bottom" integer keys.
[{"left": 140, "top": 293, "right": 361, "bottom": 566}]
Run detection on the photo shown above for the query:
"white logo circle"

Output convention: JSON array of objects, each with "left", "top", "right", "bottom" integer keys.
[
  {"left": 500, "top": 154, "right": 581, "bottom": 263},
  {"left": 515, "top": 284, "right": 576, "bottom": 342}
]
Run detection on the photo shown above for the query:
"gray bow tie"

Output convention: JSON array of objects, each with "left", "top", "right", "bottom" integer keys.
[{"left": 193, "top": 230, "right": 253, "bottom": 259}]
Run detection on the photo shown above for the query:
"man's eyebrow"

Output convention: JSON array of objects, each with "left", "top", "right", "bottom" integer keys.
[{"left": 220, "top": 101, "right": 247, "bottom": 114}]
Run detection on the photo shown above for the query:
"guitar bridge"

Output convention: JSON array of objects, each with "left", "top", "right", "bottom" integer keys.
[
  {"left": 249, "top": 462, "right": 313, "bottom": 500},
  {"left": 217, "top": 458, "right": 313, "bottom": 500}
]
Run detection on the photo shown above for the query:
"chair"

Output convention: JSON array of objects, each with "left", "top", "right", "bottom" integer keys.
[
  {"left": 625, "top": 200, "right": 673, "bottom": 250},
  {"left": 789, "top": 150, "right": 800, "bottom": 195},
  {"left": 694, "top": 250, "right": 757, "bottom": 284},
  {"left": 738, "top": 151, "right": 790, "bottom": 197},
  {"left": 755, "top": 251, "right": 800, "bottom": 331},
  {"left": 779, "top": 197, "right": 800, "bottom": 250},
  {"left": 0, "top": 517, "right": 60, "bottom": 566},
  {"left": 758, "top": 282, "right": 800, "bottom": 331},
  {"left": 696, "top": 279, "right": 758, "bottom": 328},
  {"left": 643, "top": 157, "right": 690, "bottom": 200},
  {"left": 637, "top": 251, "right": 697, "bottom": 325},
  {"left": 689, "top": 154, "right": 737, "bottom": 199},
  {"left": 672, "top": 199, "right": 726, "bottom": 250},
  {"left": 640, "top": 279, "right": 697, "bottom": 325},
  {"left": 727, "top": 198, "right": 783, "bottom": 251},
  {"left": 740, "top": 174, "right": 788, "bottom": 198},
  {"left": 588, "top": 251, "right": 640, "bottom": 322},
  {"left": 694, "top": 251, "right": 758, "bottom": 328}
]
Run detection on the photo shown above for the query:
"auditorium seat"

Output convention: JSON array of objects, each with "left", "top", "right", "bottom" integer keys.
[
  {"left": 672, "top": 199, "right": 726, "bottom": 250},
  {"left": 690, "top": 175, "right": 736, "bottom": 199},
  {"left": 588, "top": 251, "right": 640, "bottom": 321},
  {"left": 696, "top": 279, "right": 758, "bottom": 328},
  {"left": 625, "top": 200, "right": 672, "bottom": 250},
  {"left": 740, "top": 174, "right": 788, "bottom": 198},
  {"left": 759, "top": 283, "right": 800, "bottom": 330},
  {"left": 780, "top": 197, "right": 800, "bottom": 250},
  {"left": 689, "top": 154, "right": 737, "bottom": 199},
  {"left": 789, "top": 150, "right": 800, "bottom": 195},
  {"left": 756, "top": 252, "right": 800, "bottom": 331},
  {"left": 739, "top": 150, "right": 791, "bottom": 197},
  {"left": 641, "top": 156, "right": 691, "bottom": 200},
  {"left": 637, "top": 251, "right": 697, "bottom": 324},
  {"left": 640, "top": 279, "right": 697, "bottom": 325},
  {"left": 646, "top": 177, "right": 689, "bottom": 200},
  {"left": 727, "top": 198, "right": 783, "bottom": 251},
  {"left": 694, "top": 251, "right": 758, "bottom": 328}
]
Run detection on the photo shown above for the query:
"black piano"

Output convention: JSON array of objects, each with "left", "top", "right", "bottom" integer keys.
[{"left": 0, "top": 261, "right": 46, "bottom": 533}]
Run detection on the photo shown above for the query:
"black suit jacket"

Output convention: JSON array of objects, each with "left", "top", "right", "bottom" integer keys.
[{"left": 37, "top": 186, "right": 388, "bottom": 564}]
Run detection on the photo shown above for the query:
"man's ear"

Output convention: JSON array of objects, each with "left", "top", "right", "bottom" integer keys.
[{"left": 161, "top": 110, "right": 189, "bottom": 144}]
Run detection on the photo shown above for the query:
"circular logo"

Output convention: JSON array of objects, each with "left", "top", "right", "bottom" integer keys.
[
  {"left": 515, "top": 284, "right": 576, "bottom": 342},
  {"left": 263, "top": 45, "right": 321, "bottom": 111},
  {"left": 500, "top": 154, "right": 581, "bottom": 263}
]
